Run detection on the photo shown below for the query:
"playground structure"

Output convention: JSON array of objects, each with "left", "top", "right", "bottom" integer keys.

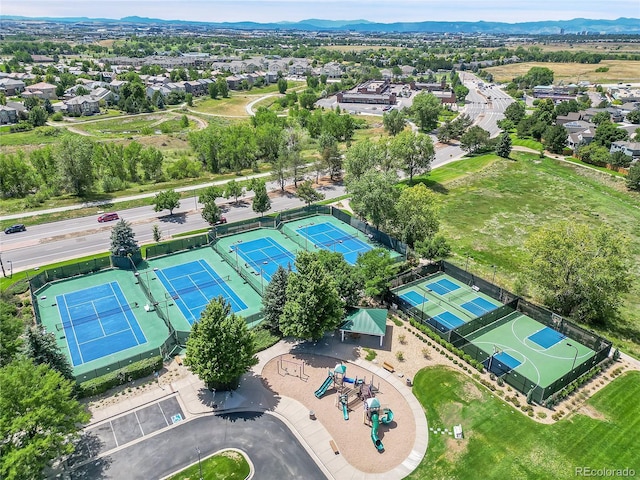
[
  {"left": 277, "top": 355, "right": 308, "bottom": 381},
  {"left": 314, "top": 363, "right": 347, "bottom": 399},
  {"left": 363, "top": 397, "right": 394, "bottom": 452}
]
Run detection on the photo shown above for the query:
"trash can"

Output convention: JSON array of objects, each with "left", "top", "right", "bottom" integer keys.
[
  {"left": 309, "top": 410, "right": 316, "bottom": 420},
  {"left": 406, "top": 378, "right": 412, "bottom": 387}
]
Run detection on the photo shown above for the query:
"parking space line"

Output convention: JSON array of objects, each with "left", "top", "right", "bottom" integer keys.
[
  {"left": 109, "top": 421, "right": 119, "bottom": 448},
  {"left": 158, "top": 402, "right": 170, "bottom": 427},
  {"left": 134, "top": 411, "right": 145, "bottom": 436}
]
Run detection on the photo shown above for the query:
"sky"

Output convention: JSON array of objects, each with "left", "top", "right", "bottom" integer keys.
[{"left": 2, "top": 0, "right": 639, "bottom": 24}]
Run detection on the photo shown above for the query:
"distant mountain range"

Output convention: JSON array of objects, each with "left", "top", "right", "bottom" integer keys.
[{"left": 2, "top": 15, "right": 639, "bottom": 34}]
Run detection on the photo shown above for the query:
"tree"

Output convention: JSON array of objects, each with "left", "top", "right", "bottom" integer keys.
[
  {"left": 594, "top": 121, "right": 629, "bottom": 149},
  {"left": 609, "top": 151, "right": 632, "bottom": 168},
  {"left": 251, "top": 179, "right": 271, "bottom": 216},
  {"left": 110, "top": 218, "right": 140, "bottom": 257},
  {"left": 300, "top": 250, "right": 362, "bottom": 307},
  {"left": 415, "top": 234, "right": 451, "bottom": 262},
  {"left": 184, "top": 298, "right": 258, "bottom": 390},
  {"left": 591, "top": 111, "right": 611, "bottom": 125},
  {"left": 348, "top": 169, "right": 399, "bottom": 230},
  {"left": 139, "top": 146, "right": 164, "bottom": 182},
  {"left": 277, "top": 77, "right": 288, "bottom": 94},
  {"left": 296, "top": 179, "right": 324, "bottom": 206},
  {"left": 200, "top": 186, "right": 223, "bottom": 226},
  {"left": 460, "top": 125, "right": 491, "bottom": 155},
  {"left": 523, "top": 221, "right": 631, "bottom": 325},
  {"left": 224, "top": 179, "right": 243, "bottom": 205},
  {"left": 393, "top": 183, "right": 440, "bottom": 247},
  {"left": 279, "top": 252, "right": 344, "bottom": 340},
  {"left": 383, "top": 108, "right": 406, "bottom": 136},
  {"left": 22, "top": 326, "right": 74, "bottom": 381},
  {"left": 504, "top": 102, "right": 526, "bottom": 124},
  {"left": 0, "top": 359, "right": 90, "bottom": 480},
  {"left": 152, "top": 224, "right": 162, "bottom": 242},
  {"left": 216, "top": 77, "right": 229, "bottom": 98},
  {"left": 28, "top": 106, "right": 47, "bottom": 127},
  {"left": 627, "top": 163, "right": 640, "bottom": 191},
  {"left": 283, "top": 127, "right": 305, "bottom": 187},
  {"left": 153, "top": 189, "right": 180, "bottom": 215},
  {"left": 261, "top": 266, "right": 289, "bottom": 333},
  {"left": 454, "top": 84, "right": 469, "bottom": 102},
  {"left": 208, "top": 81, "right": 219, "bottom": 99},
  {"left": 625, "top": 109, "right": 640, "bottom": 124},
  {"left": 56, "top": 136, "right": 95, "bottom": 196},
  {"left": 321, "top": 142, "right": 343, "bottom": 181},
  {"left": 355, "top": 248, "right": 397, "bottom": 298},
  {"left": 344, "top": 139, "right": 379, "bottom": 185},
  {"left": 0, "top": 302, "right": 23, "bottom": 367},
  {"left": 496, "top": 131, "right": 513, "bottom": 158},
  {"left": 390, "top": 130, "right": 435, "bottom": 183},
  {"left": 544, "top": 124, "right": 568, "bottom": 154},
  {"left": 180, "top": 114, "right": 189, "bottom": 128},
  {"left": 411, "top": 92, "right": 441, "bottom": 132}
]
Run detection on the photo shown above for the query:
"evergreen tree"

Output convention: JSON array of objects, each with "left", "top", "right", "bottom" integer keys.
[
  {"left": 0, "top": 301, "right": 23, "bottom": 367},
  {"left": 216, "top": 77, "right": 229, "bottom": 98},
  {"left": 251, "top": 180, "right": 271, "bottom": 216},
  {"left": 22, "top": 326, "right": 74, "bottom": 381},
  {"left": 261, "top": 266, "right": 289, "bottom": 333},
  {"left": 110, "top": 218, "right": 140, "bottom": 257},
  {"left": 496, "top": 131, "right": 513, "bottom": 158}
]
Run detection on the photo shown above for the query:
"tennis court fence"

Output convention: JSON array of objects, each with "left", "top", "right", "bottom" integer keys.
[
  {"left": 212, "top": 240, "right": 264, "bottom": 295},
  {"left": 145, "top": 232, "right": 214, "bottom": 259}
]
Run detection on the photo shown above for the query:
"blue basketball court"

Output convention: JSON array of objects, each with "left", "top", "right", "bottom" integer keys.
[
  {"left": 426, "top": 278, "right": 460, "bottom": 296},
  {"left": 461, "top": 296, "right": 499, "bottom": 317},
  {"left": 156, "top": 260, "right": 247, "bottom": 325},
  {"left": 56, "top": 282, "right": 147, "bottom": 367},
  {"left": 231, "top": 237, "right": 297, "bottom": 282},
  {"left": 296, "top": 222, "right": 372, "bottom": 265},
  {"left": 528, "top": 326, "right": 566, "bottom": 349}
]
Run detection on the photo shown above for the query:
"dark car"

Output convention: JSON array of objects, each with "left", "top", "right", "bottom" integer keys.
[
  {"left": 4, "top": 224, "right": 26, "bottom": 234},
  {"left": 215, "top": 216, "right": 227, "bottom": 225},
  {"left": 97, "top": 212, "right": 119, "bottom": 223}
]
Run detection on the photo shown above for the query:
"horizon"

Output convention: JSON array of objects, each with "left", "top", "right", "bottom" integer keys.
[{"left": 1, "top": 1, "right": 639, "bottom": 24}]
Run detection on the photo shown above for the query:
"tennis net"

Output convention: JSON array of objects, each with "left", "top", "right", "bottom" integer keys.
[
  {"left": 55, "top": 302, "right": 140, "bottom": 331},
  {"left": 168, "top": 275, "right": 232, "bottom": 298}
]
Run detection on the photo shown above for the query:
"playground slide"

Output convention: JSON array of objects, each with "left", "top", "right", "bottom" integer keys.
[
  {"left": 370, "top": 413, "right": 384, "bottom": 451},
  {"left": 314, "top": 375, "right": 333, "bottom": 399},
  {"left": 342, "top": 402, "right": 349, "bottom": 421},
  {"left": 381, "top": 408, "right": 394, "bottom": 424}
]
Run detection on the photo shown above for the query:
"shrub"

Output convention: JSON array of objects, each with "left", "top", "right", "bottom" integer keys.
[
  {"left": 497, "top": 377, "right": 504, "bottom": 387},
  {"left": 51, "top": 112, "right": 64, "bottom": 121},
  {"left": 537, "top": 411, "right": 547, "bottom": 419},
  {"left": 393, "top": 317, "right": 403, "bottom": 327},
  {"left": 363, "top": 347, "right": 377, "bottom": 361},
  {"left": 78, "top": 356, "right": 163, "bottom": 397},
  {"left": 396, "top": 351, "right": 405, "bottom": 361},
  {"left": 398, "top": 333, "right": 406, "bottom": 344},
  {"left": 421, "top": 348, "right": 430, "bottom": 359}
]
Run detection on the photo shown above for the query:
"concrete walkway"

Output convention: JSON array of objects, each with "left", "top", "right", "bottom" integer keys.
[{"left": 83, "top": 337, "right": 428, "bottom": 479}]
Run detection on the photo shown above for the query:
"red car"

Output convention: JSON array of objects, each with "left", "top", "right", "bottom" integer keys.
[
  {"left": 98, "top": 212, "right": 119, "bottom": 223},
  {"left": 215, "top": 216, "right": 227, "bottom": 225}
]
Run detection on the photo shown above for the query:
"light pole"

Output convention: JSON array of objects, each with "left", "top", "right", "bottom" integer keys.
[
  {"left": 195, "top": 446, "right": 203, "bottom": 480},
  {"left": 567, "top": 342, "right": 578, "bottom": 372},
  {"left": 7, "top": 260, "right": 12, "bottom": 279},
  {"left": 465, "top": 255, "right": 470, "bottom": 272},
  {"left": 491, "top": 265, "right": 496, "bottom": 285}
]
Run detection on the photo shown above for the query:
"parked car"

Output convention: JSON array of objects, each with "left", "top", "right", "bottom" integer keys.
[
  {"left": 97, "top": 212, "right": 119, "bottom": 223},
  {"left": 215, "top": 216, "right": 227, "bottom": 225},
  {"left": 4, "top": 224, "right": 26, "bottom": 234}
]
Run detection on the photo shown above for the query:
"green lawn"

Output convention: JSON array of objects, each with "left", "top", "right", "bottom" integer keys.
[
  {"left": 0, "top": 126, "right": 78, "bottom": 147},
  {"left": 406, "top": 366, "right": 640, "bottom": 479},
  {"left": 73, "top": 114, "right": 189, "bottom": 137},
  {"left": 436, "top": 151, "right": 640, "bottom": 357},
  {"left": 510, "top": 134, "right": 544, "bottom": 151},
  {"left": 168, "top": 449, "right": 250, "bottom": 480}
]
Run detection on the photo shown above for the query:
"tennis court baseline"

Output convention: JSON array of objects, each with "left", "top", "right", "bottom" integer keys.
[
  {"left": 56, "top": 282, "right": 147, "bottom": 367},
  {"left": 296, "top": 221, "right": 372, "bottom": 265},
  {"left": 231, "top": 237, "right": 296, "bottom": 282},
  {"left": 156, "top": 260, "right": 247, "bottom": 325}
]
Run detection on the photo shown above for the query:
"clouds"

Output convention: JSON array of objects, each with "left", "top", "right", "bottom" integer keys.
[{"left": 1, "top": 0, "right": 638, "bottom": 23}]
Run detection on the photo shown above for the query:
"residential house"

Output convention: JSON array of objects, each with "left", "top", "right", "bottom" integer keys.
[
  {"left": 556, "top": 112, "right": 582, "bottom": 125},
  {"left": 0, "top": 105, "right": 18, "bottom": 125},
  {"left": 90, "top": 87, "right": 113, "bottom": 103},
  {"left": 226, "top": 75, "right": 244, "bottom": 90},
  {"left": 610, "top": 141, "right": 640, "bottom": 160},
  {"left": 563, "top": 120, "right": 595, "bottom": 134},
  {"left": 24, "top": 81, "right": 57, "bottom": 100},
  {"left": 64, "top": 95, "right": 100, "bottom": 116},
  {"left": 289, "top": 61, "right": 311, "bottom": 76},
  {"left": 322, "top": 62, "right": 343, "bottom": 79},
  {"left": 567, "top": 127, "right": 595, "bottom": 151},
  {"left": 109, "top": 80, "right": 128, "bottom": 93},
  {"left": 0, "top": 78, "right": 26, "bottom": 95}
]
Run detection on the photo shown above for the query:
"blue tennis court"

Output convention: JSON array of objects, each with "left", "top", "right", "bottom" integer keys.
[
  {"left": 426, "top": 278, "right": 460, "bottom": 296},
  {"left": 432, "top": 311, "right": 465, "bottom": 330},
  {"left": 156, "top": 260, "right": 247, "bottom": 325},
  {"left": 528, "top": 326, "right": 566, "bottom": 349},
  {"left": 232, "top": 237, "right": 296, "bottom": 282},
  {"left": 485, "top": 351, "right": 522, "bottom": 376},
  {"left": 400, "top": 290, "right": 428, "bottom": 307},
  {"left": 56, "top": 282, "right": 147, "bottom": 367},
  {"left": 296, "top": 222, "right": 372, "bottom": 265},
  {"left": 461, "top": 296, "right": 499, "bottom": 317}
]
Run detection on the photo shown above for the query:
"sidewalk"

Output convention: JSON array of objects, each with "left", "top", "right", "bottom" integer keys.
[{"left": 84, "top": 337, "right": 428, "bottom": 479}]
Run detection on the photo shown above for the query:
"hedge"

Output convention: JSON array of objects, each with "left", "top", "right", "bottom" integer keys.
[{"left": 78, "top": 355, "right": 163, "bottom": 398}]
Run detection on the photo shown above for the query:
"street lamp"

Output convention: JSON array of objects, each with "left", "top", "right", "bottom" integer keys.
[
  {"left": 195, "top": 446, "right": 203, "bottom": 480},
  {"left": 567, "top": 342, "right": 578, "bottom": 372},
  {"left": 491, "top": 265, "right": 497, "bottom": 285},
  {"left": 7, "top": 260, "right": 12, "bottom": 279}
]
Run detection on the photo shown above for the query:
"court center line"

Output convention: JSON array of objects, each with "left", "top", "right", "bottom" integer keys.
[
  {"left": 91, "top": 301, "right": 107, "bottom": 337},
  {"left": 109, "top": 282, "right": 140, "bottom": 346},
  {"left": 198, "top": 260, "right": 245, "bottom": 311}
]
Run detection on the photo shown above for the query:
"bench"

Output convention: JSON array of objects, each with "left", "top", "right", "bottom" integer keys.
[
  {"left": 174, "top": 355, "right": 183, "bottom": 366},
  {"left": 329, "top": 439, "right": 339, "bottom": 455},
  {"left": 382, "top": 362, "right": 395, "bottom": 373}
]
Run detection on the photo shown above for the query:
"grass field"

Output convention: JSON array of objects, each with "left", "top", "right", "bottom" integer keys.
[
  {"left": 322, "top": 45, "right": 404, "bottom": 52},
  {"left": 433, "top": 151, "right": 640, "bottom": 357},
  {"left": 0, "top": 126, "right": 78, "bottom": 147},
  {"left": 484, "top": 60, "right": 640, "bottom": 84},
  {"left": 72, "top": 113, "right": 192, "bottom": 137},
  {"left": 406, "top": 366, "right": 640, "bottom": 479},
  {"left": 167, "top": 449, "right": 250, "bottom": 480}
]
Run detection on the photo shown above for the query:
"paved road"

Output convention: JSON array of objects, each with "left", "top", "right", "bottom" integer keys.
[{"left": 69, "top": 412, "right": 327, "bottom": 480}]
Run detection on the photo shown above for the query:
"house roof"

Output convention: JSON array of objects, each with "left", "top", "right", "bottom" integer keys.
[
  {"left": 339, "top": 308, "right": 388, "bottom": 337},
  {"left": 26, "top": 82, "right": 56, "bottom": 90}
]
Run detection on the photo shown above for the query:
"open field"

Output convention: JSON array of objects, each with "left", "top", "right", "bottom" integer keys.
[
  {"left": 407, "top": 366, "right": 640, "bottom": 479},
  {"left": 71, "top": 113, "right": 195, "bottom": 137},
  {"left": 426, "top": 151, "right": 640, "bottom": 357},
  {"left": 504, "top": 41, "right": 640, "bottom": 55},
  {"left": 484, "top": 60, "right": 640, "bottom": 84},
  {"left": 0, "top": 126, "right": 79, "bottom": 148},
  {"left": 323, "top": 45, "right": 404, "bottom": 52}
]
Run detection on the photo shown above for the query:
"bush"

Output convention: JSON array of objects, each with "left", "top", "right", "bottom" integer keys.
[
  {"left": 396, "top": 351, "right": 405, "bottom": 361},
  {"left": 398, "top": 333, "right": 406, "bottom": 344},
  {"left": 78, "top": 356, "right": 163, "bottom": 397},
  {"left": 51, "top": 111, "right": 64, "bottom": 121},
  {"left": 363, "top": 347, "right": 377, "bottom": 361}
]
